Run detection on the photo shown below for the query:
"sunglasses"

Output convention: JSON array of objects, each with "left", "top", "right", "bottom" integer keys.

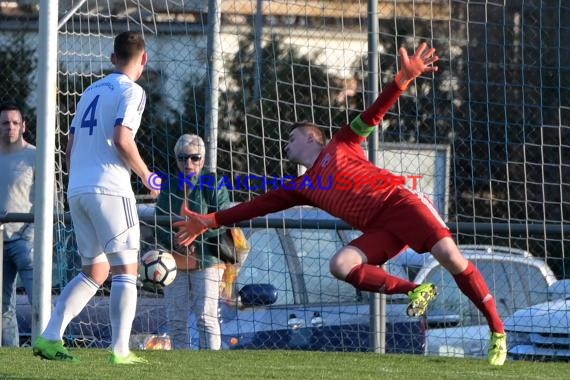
[{"left": 177, "top": 153, "right": 202, "bottom": 163}]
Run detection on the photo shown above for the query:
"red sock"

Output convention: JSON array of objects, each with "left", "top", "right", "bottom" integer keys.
[
  {"left": 453, "top": 261, "right": 505, "bottom": 333},
  {"left": 345, "top": 264, "right": 417, "bottom": 294}
]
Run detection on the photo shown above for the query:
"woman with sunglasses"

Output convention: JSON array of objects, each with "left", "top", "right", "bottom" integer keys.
[{"left": 155, "top": 133, "right": 230, "bottom": 350}]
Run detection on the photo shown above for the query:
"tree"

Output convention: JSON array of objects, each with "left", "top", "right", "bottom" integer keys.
[
  {"left": 0, "top": 33, "right": 37, "bottom": 142},
  {"left": 183, "top": 34, "right": 350, "bottom": 201}
]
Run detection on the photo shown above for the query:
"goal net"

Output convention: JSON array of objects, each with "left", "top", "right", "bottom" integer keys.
[{"left": 1, "top": 0, "right": 568, "bottom": 357}]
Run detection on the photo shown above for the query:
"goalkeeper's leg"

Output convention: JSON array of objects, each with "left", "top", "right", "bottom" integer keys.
[
  {"left": 431, "top": 237, "right": 506, "bottom": 365},
  {"left": 330, "top": 244, "right": 437, "bottom": 317},
  {"left": 329, "top": 229, "right": 418, "bottom": 295},
  {"left": 431, "top": 237, "right": 505, "bottom": 333}
]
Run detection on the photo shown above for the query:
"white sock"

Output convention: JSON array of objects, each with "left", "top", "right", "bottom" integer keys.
[
  {"left": 42, "top": 272, "right": 100, "bottom": 341},
  {"left": 110, "top": 274, "right": 138, "bottom": 356}
]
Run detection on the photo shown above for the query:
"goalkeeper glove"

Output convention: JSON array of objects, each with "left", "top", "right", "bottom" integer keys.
[
  {"left": 394, "top": 42, "right": 438, "bottom": 91},
  {"left": 173, "top": 206, "right": 218, "bottom": 247}
]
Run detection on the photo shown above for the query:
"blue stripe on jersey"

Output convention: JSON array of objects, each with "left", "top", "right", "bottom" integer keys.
[
  {"left": 122, "top": 197, "right": 135, "bottom": 228},
  {"left": 137, "top": 91, "right": 146, "bottom": 112},
  {"left": 70, "top": 126, "right": 75, "bottom": 134},
  {"left": 115, "top": 117, "right": 124, "bottom": 126}
]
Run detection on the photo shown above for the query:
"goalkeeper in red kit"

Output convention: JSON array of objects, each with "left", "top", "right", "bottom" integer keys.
[{"left": 175, "top": 43, "right": 507, "bottom": 365}]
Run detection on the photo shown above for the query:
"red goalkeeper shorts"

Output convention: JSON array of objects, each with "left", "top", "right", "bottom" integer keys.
[{"left": 348, "top": 186, "right": 452, "bottom": 265}]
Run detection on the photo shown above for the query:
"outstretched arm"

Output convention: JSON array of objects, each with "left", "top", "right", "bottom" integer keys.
[
  {"left": 350, "top": 42, "right": 439, "bottom": 136},
  {"left": 174, "top": 187, "right": 306, "bottom": 246}
]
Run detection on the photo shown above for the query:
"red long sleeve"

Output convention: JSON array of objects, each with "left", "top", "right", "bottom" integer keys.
[
  {"left": 215, "top": 188, "right": 306, "bottom": 226},
  {"left": 360, "top": 81, "right": 403, "bottom": 126}
]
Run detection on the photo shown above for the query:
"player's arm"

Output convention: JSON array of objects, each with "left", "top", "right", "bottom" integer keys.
[
  {"left": 113, "top": 125, "right": 159, "bottom": 198},
  {"left": 350, "top": 42, "right": 439, "bottom": 138},
  {"left": 216, "top": 187, "right": 303, "bottom": 226},
  {"left": 174, "top": 188, "right": 305, "bottom": 247}
]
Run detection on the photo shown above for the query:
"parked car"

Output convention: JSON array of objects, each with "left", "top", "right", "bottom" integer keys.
[
  {"left": 209, "top": 212, "right": 558, "bottom": 356},
  {"left": 393, "top": 246, "right": 558, "bottom": 358},
  {"left": 15, "top": 206, "right": 558, "bottom": 357},
  {"left": 217, "top": 209, "right": 424, "bottom": 353},
  {"left": 505, "top": 279, "right": 570, "bottom": 360}
]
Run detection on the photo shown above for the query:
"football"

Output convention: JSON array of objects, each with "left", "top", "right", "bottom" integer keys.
[{"left": 139, "top": 249, "right": 177, "bottom": 289}]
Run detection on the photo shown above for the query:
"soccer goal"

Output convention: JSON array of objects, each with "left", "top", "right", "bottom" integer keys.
[{"left": 2, "top": 0, "right": 567, "bottom": 358}]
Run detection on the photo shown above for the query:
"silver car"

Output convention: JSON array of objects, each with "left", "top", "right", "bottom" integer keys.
[
  {"left": 505, "top": 279, "right": 570, "bottom": 360},
  {"left": 394, "top": 245, "right": 558, "bottom": 358}
]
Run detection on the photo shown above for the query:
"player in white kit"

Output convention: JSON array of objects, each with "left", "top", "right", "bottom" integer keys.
[{"left": 33, "top": 31, "right": 159, "bottom": 364}]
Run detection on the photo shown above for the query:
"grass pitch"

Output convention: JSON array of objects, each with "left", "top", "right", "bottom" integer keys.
[{"left": 0, "top": 348, "right": 567, "bottom": 380}]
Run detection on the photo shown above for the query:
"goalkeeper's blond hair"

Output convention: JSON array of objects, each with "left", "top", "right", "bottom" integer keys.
[{"left": 290, "top": 121, "right": 327, "bottom": 146}]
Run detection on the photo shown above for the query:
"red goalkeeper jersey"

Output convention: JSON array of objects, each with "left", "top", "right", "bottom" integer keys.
[{"left": 216, "top": 82, "right": 406, "bottom": 231}]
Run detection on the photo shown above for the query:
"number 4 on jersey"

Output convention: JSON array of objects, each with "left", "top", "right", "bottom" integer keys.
[{"left": 81, "top": 95, "right": 99, "bottom": 135}]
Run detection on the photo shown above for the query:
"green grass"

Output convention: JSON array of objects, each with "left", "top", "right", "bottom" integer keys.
[{"left": 0, "top": 348, "right": 567, "bottom": 380}]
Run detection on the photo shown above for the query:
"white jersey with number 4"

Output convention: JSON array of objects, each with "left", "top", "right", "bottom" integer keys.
[{"left": 67, "top": 72, "right": 146, "bottom": 199}]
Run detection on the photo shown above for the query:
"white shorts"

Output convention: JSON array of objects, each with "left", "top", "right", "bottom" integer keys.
[{"left": 68, "top": 193, "right": 140, "bottom": 259}]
